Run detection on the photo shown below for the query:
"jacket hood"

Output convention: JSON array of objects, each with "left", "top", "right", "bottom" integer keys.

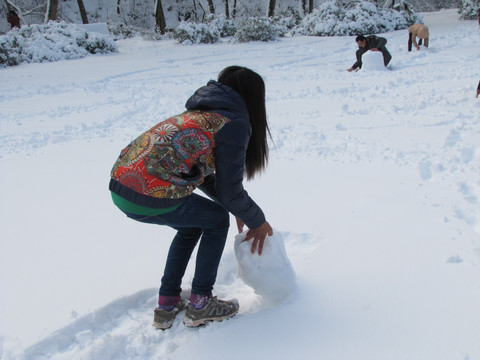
[{"left": 185, "top": 80, "right": 249, "bottom": 119}]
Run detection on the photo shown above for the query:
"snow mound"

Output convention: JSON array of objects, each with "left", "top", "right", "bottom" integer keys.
[
  {"left": 234, "top": 230, "right": 296, "bottom": 302},
  {"left": 20, "top": 289, "right": 187, "bottom": 360},
  {"left": 11, "top": 230, "right": 307, "bottom": 360},
  {"left": 361, "top": 51, "right": 388, "bottom": 71}
]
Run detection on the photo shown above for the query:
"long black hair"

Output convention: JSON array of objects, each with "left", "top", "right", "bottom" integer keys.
[{"left": 217, "top": 66, "right": 271, "bottom": 180}]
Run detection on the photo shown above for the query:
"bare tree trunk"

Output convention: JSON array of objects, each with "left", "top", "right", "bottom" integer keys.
[
  {"left": 308, "top": 0, "right": 313, "bottom": 13},
  {"left": 77, "top": 0, "right": 88, "bottom": 23},
  {"left": 197, "top": 0, "right": 206, "bottom": 21},
  {"left": 207, "top": 0, "right": 215, "bottom": 14},
  {"left": 232, "top": 0, "right": 236, "bottom": 18},
  {"left": 4, "top": 0, "right": 22, "bottom": 14},
  {"left": 267, "top": 0, "right": 275, "bottom": 17},
  {"left": 298, "top": 0, "right": 304, "bottom": 16},
  {"left": 155, "top": 0, "right": 166, "bottom": 34},
  {"left": 192, "top": 0, "right": 197, "bottom": 20},
  {"left": 224, "top": 0, "right": 229, "bottom": 18},
  {"left": 44, "top": 0, "right": 58, "bottom": 23},
  {"left": 117, "top": 0, "right": 120, "bottom": 14}
]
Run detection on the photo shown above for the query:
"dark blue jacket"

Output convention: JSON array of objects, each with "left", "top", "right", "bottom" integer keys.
[{"left": 186, "top": 80, "right": 266, "bottom": 229}]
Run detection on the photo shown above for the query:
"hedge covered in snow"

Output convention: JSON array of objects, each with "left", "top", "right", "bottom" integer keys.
[
  {"left": 293, "top": 0, "right": 422, "bottom": 36},
  {"left": 171, "top": 0, "right": 421, "bottom": 44},
  {"left": 206, "top": 14, "right": 237, "bottom": 38},
  {"left": 234, "top": 16, "right": 286, "bottom": 43},
  {"left": 458, "top": 0, "right": 480, "bottom": 20},
  {"left": 172, "top": 21, "right": 220, "bottom": 44},
  {"left": 0, "top": 21, "right": 117, "bottom": 67}
]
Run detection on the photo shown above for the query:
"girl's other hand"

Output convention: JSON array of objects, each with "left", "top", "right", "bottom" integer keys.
[{"left": 244, "top": 221, "right": 273, "bottom": 255}]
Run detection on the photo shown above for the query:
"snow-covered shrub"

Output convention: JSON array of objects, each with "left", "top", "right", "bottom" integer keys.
[
  {"left": 0, "top": 36, "right": 20, "bottom": 66},
  {"left": 270, "top": 15, "right": 297, "bottom": 36},
  {"left": 344, "top": 2, "right": 418, "bottom": 34},
  {"left": 275, "top": 6, "right": 303, "bottom": 30},
  {"left": 206, "top": 14, "right": 236, "bottom": 37},
  {"left": 293, "top": 0, "right": 422, "bottom": 36},
  {"left": 234, "top": 16, "right": 283, "bottom": 43},
  {"left": 293, "top": 0, "right": 347, "bottom": 36},
  {"left": 107, "top": 22, "right": 165, "bottom": 41},
  {"left": 0, "top": 21, "right": 117, "bottom": 67},
  {"left": 173, "top": 21, "right": 220, "bottom": 44},
  {"left": 107, "top": 22, "right": 143, "bottom": 39},
  {"left": 458, "top": 0, "right": 480, "bottom": 20},
  {"left": 393, "top": 1, "right": 424, "bottom": 25},
  {"left": 344, "top": 1, "right": 384, "bottom": 35}
]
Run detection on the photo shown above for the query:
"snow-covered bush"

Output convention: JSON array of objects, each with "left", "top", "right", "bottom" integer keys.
[
  {"left": 173, "top": 21, "right": 220, "bottom": 44},
  {"left": 234, "top": 16, "right": 284, "bottom": 43},
  {"left": 393, "top": 1, "right": 424, "bottom": 25},
  {"left": 293, "top": 0, "right": 422, "bottom": 36},
  {"left": 107, "top": 22, "right": 143, "bottom": 39},
  {"left": 458, "top": 0, "right": 480, "bottom": 20},
  {"left": 293, "top": 1, "right": 347, "bottom": 36},
  {"left": 344, "top": 1, "right": 385, "bottom": 35},
  {"left": 0, "top": 36, "right": 19, "bottom": 66},
  {"left": 107, "top": 22, "right": 165, "bottom": 40},
  {"left": 206, "top": 14, "right": 236, "bottom": 37},
  {"left": 275, "top": 6, "right": 303, "bottom": 30},
  {"left": 0, "top": 21, "right": 117, "bottom": 67}
]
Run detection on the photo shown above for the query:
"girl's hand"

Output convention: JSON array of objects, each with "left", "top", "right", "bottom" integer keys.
[
  {"left": 244, "top": 221, "right": 273, "bottom": 255},
  {"left": 236, "top": 217, "right": 245, "bottom": 233}
]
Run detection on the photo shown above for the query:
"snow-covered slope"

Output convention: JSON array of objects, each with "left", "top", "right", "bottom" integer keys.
[{"left": 1, "top": 9, "right": 479, "bottom": 360}]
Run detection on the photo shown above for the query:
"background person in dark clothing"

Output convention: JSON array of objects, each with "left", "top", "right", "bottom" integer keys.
[
  {"left": 7, "top": 10, "right": 21, "bottom": 29},
  {"left": 347, "top": 35, "right": 392, "bottom": 72}
]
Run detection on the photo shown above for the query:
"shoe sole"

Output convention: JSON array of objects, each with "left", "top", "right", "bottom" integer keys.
[{"left": 183, "top": 310, "right": 239, "bottom": 327}]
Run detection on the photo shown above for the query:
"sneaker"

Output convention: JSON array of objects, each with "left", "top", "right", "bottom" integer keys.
[
  {"left": 183, "top": 297, "right": 239, "bottom": 327},
  {"left": 152, "top": 300, "right": 186, "bottom": 330}
]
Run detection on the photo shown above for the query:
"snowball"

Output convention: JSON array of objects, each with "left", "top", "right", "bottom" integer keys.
[
  {"left": 234, "top": 230, "right": 296, "bottom": 302},
  {"left": 361, "top": 51, "right": 388, "bottom": 71}
]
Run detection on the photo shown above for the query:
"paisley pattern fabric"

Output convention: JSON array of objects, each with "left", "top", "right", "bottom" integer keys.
[{"left": 111, "top": 111, "right": 229, "bottom": 199}]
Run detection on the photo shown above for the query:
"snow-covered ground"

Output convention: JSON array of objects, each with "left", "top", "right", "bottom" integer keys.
[{"left": 1, "top": 8, "right": 480, "bottom": 360}]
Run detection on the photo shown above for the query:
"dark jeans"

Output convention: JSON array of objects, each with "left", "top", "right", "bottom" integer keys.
[
  {"left": 380, "top": 47, "right": 392, "bottom": 66},
  {"left": 122, "top": 193, "right": 230, "bottom": 296}
]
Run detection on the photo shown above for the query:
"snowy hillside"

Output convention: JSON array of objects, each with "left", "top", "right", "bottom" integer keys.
[{"left": 1, "top": 8, "right": 480, "bottom": 360}]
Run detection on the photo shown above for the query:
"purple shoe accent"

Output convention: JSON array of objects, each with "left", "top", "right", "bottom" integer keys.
[
  {"left": 189, "top": 293, "right": 213, "bottom": 310},
  {"left": 158, "top": 295, "right": 182, "bottom": 311}
]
